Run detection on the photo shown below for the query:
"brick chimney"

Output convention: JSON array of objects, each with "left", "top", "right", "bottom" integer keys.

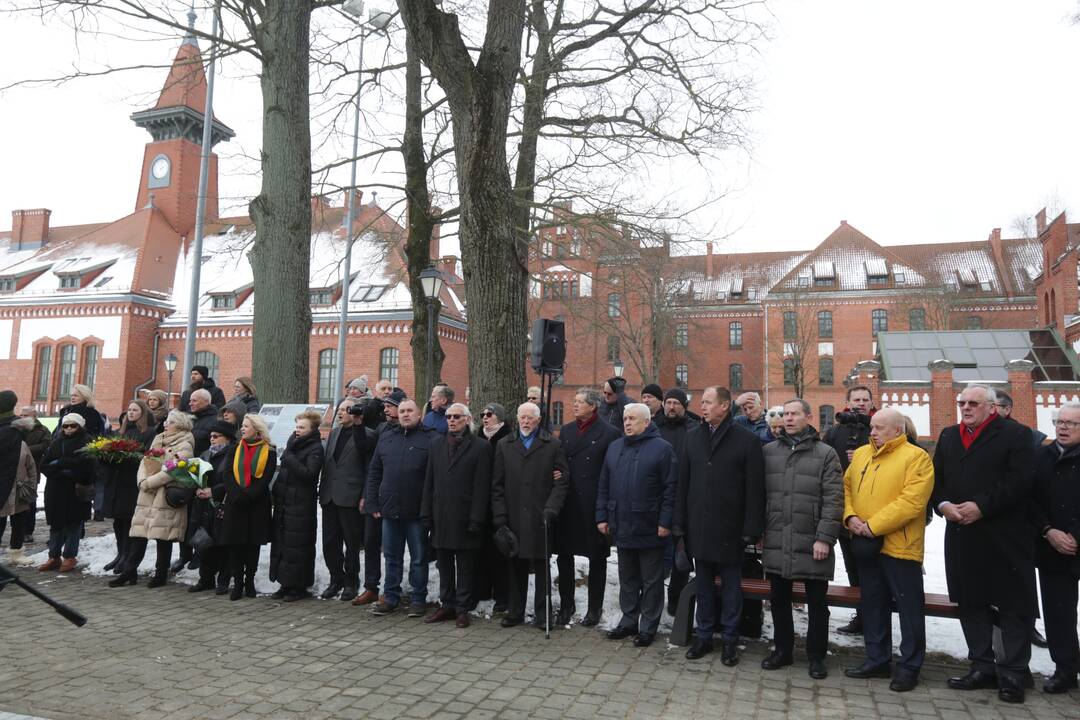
[
  {"left": 986, "top": 227, "right": 1008, "bottom": 296},
  {"left": 11, "top": 209, "right": 51, "bottom": 250},
  {"left": 706, "top": 242, "right": 714, "bottom": 278},
  {"left": 1036, "top": 207, "right": 1048, "bottom": 235}
]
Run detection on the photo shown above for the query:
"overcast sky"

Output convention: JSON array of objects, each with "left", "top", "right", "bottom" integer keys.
[{"left": 1, "top": 0, "right": 1077, "bottom": 254}]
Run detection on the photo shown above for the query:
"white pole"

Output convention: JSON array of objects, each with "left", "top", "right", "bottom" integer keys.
[
  {"left": 333, "top": 30, "right": 366, "bottom": 399},
  {"left": 182, "top": 2, "right": 221, "bottom": 383}
]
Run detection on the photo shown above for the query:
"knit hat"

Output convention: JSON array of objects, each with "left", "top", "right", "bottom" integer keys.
[
  {"left": 208, "top": 420, "right": 237, "bottom": 441},
  {"left": 221, "top": 399, "right": 248, "bottom": 425},
  {"left": 348, "top": 375, "right": 369, "bottom": 393},
  {"left": 664, "top": 388, "right": 689, "bottom": 408},
  {"left": 641, "top": 383, "right": 663, "bottom": 401},
  {"left": 62, "top": 412, "right": 86, "bottom": 428},
  {"left": 0, "top": 390, "right": 17, "bottom": 414},
  {"left": 383, "top": 388, "right": 408, "bottom": 407},
  {"left": 483, "top": 402, "right": 507, "bottom": 423},
  {"left": 192, "top": 365, "right": 210, "bottom": 381},
  {"left": 606, "top": 377, "right": 627, "bottom": 394}
]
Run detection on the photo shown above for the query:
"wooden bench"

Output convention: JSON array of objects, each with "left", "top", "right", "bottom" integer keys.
[{"left": 669, "top": 576, "right": 959, "bottom": 647}]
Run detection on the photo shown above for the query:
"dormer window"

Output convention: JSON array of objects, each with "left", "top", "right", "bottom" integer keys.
[
  {"left": 0, "top": 278, "right": 15, "bottom": 293},
  {"left": 730, "top": 278, "right": 744, "bottom": 297},
  {"left": 211, "top": 294, "right": 236, "bottom": 310},
  {"left": 58, "top": 275, "right": 81, "bottom": 290},
  {"left": 813, "top": 261, "right": 835, "bottom": 287},
  {"left": 310, "top": 289, "right": 333, "bottom": 306},
  {"left": 352, "top": 285, "right": 389, "bottom": 302},
  {"left": 864, "top": 259, "right": 888, "bottom": 286}
]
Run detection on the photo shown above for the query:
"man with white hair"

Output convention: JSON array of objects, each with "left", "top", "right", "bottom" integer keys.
[
  {"left": 842, "top": 407, "right": 934, "bottom": 692},
  {"left": 933, "top": 384, "right": 1036, "bottom": 703},
  {"left": 491, "top": 401, "right": 569, "bottom": 628},
  {"left": 1029, "top": 400, "right": 1080, "bottom": 694},
  {"left": 734, "top": 392, "right": 774, "bottom": 444},
  {"left": 596, "top": 403, "right": 677, "bottom": 647}
]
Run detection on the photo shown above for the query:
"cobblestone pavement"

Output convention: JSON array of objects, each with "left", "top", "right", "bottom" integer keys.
[{"left": 2, "top": 569, "right": 1080, "bottom": 720}]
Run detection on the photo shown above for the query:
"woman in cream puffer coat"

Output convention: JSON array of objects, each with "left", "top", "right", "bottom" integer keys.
[{"left": 110, "top": 410, "right": 194, "bottom": 588}]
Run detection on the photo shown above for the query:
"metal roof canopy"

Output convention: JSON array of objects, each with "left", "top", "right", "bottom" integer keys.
[{"left": 877, "top": 328, "right": 1080, "bottom": 382}]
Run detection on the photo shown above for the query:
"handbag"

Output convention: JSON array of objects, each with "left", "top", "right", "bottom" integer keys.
[
  {"left": 849, "top": 533, "right": 884, "bottom": 562},
  {"left": 15, "top": 480, "right": 36, "bottom": 506},
  {"left": 164, "top": 484, "right": 195, "bottom": 509},
  {"left": 189, "top": 525, "right": 214, "bottom": 553},
  {"left": 74, "top": 481, "right": 95, "bottom": 503}
]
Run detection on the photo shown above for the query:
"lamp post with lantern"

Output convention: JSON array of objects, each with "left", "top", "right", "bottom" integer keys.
[
  {"left": 164, "top": 353, "right": 178, "bottom": 409},
  {"left": 419, "top": 266, "right": 444, "bottom": 397}
]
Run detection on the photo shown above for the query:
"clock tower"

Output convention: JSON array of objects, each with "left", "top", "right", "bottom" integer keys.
[{"left": 131, "top": 10, "right": 234, "bottom": 237}]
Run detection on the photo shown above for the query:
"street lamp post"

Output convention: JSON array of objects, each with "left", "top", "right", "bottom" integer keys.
[
  {"left": 613, "top": 360, "right": 625, "bottom": 378},
  {"left": 419, "top": 266, "right": 444, "bottom": 397},
  {"left": 164, "top": 353, "right": 178, "bottom": 408},
  {"left": 334, "top": 1, "right": 393, "bottom": 400}
]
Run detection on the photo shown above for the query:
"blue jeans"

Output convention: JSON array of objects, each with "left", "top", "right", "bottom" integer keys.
[
  {"left": 695, "top": 560, "right": 743, "bottom": 642},
  {"left": 381, "top": 517, "right": 428, "bottom": 607},
  {"left": 48, "top": 522, "right": 83, "bottom": 559}
]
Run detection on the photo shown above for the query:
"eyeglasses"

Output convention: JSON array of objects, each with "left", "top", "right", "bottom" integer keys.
[
  {"left": 1055, "top": 419, "right": 1080, "bottom": 429},
  {"left": 956, "top": 400, "right": 984, "bottom": 408},
  {"left": 481, "top": 411, "right": 494, "bottom": 417},
  {"left": 61, "top": 423, "right": 79, "bottom": 429},
  {"left": 445, "top": 414, "right": 465, "bottom": 420}
]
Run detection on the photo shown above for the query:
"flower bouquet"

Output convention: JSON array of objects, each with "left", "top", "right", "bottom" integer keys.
[
  {"left": 78, "top": 437, "right": 145, "bottom": 464},
  {"left": 163, "top": 457, "right": 215, "bottom": 509},
  {"left": 144, "top": 447, "right": 166, "bottom": 460}
]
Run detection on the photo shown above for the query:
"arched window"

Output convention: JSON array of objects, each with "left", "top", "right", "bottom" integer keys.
[
  {"left": 729, "top": 321, "right": 742, "bottom": 349},
  {"left": 379, "top": 347, "right": 399, "bottom": 387},
  {"left": 57, "top": 344, "right": 78, "bottom": 399},
  {"left": 817, "top": 311, "right": 832, "bottom": 339},
  {"left": 675, "top": 364, "right": 689, "bottom": 388},
  {"left": 819, "top": 405, "right": 835, "bottom": 430},
  {"left": 34, "top": 346, "right": 52, "bottom": 402},
  {"left": 551, "top": 401, "right": 564, "bottom": 427},
  {"left": 316, "top": 349, "right": 337, "bottom": 403},
  {"left": 1051, "top": 289, "right": 1058, "bottom": 323},
  {"left": 81, "top": 344, "right": 99, "bottom": 390},
  {"left": 193, "top": 351, "right": 220, "bottom": 382},
  {"left": 871, "top": 308, "right": 888, "bottom": 336},
  {"left": 729, "top": 363, "right": 743, "bottom": 391},
  {"left": 1045, "top": 292, "right": 1051, "bottom": 325}
]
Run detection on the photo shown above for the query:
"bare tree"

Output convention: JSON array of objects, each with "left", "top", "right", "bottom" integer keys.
[{"left": 768, "top": 286, "right": 820, "bottom": 399}]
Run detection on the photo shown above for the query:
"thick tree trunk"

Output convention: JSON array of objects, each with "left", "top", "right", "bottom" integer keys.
[
  {"left": 248, "top": 2, "right": 313, "bottom": 403},
  {"left": 402, "top": 36, "right": 443, "bottom": 397}
]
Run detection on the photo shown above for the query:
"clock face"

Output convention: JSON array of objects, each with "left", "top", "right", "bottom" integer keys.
[{"left": 151, "top": 156, "right": 170, "bottom": 180}]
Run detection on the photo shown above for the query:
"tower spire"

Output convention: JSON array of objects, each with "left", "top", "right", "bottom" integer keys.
[{"left": 182, "top": 4, "right": 198, "bottom": 47}]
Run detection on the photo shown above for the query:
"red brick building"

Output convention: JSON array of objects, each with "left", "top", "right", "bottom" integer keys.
[
  {"left": 0, "top": 29, "right": 466, "bottom": 418},
  {"left": 530, "top": 204, "right": 1074, "bottom": 432}
]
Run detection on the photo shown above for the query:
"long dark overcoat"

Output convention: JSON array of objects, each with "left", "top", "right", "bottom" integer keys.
[
  {"left": 421, "top": 430, "right": 492, "bottom": 550},
  {"left": 270, "top": 430, "right": 324, "bottom": 588},
  {"left": 213, "top": 442, "right": 277, "bottom": 546},
  {"left": 555, "top": 417, "right": 620, "bottom": 557},
  {"left": 100, "top": 424, "right": 157, "bottom": 519},
  {"left": 41, "top": 429, "right": 94, "bottom": 527},
  {"left": 491, "top": 430, "right": 569, "bottom": 560},
  {"left": 932, "top": 415, "right": 1036, "bottom": 614},
  {"left": 674, "top": 416, "right": 765, "bottom": 565},
  {"left": 1029, "top": 441, "right": 1080, "bottom": 573}
]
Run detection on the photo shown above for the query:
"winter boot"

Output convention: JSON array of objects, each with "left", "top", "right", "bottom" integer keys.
[
  {"left": 58, "top": 557, "right": 78, "bottom": 572},
  {"left": 146, "top": 568, "right": 168, "bottom": 588},
  {"left": 7, "top": 548, "right": 29, "bottom": 565},
  {"left": 37, "top": 557, "right": 61, "bottom": 572},
  {"left": 244, "top": 574, "right": 257, "bottom": 598}
]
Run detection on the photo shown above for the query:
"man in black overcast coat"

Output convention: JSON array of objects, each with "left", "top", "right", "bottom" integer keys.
[{"left": 674, "top": 385, "right": 765, "bottom": 667}]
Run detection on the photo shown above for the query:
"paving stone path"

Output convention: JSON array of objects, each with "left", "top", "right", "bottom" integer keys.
[{"left": 2, "top": 569, "right": 1079, "bottom": 720}]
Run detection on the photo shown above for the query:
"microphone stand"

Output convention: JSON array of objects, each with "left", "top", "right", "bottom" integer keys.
[{"left": 0, "top": 563, "right": 87, "bottom": 627}]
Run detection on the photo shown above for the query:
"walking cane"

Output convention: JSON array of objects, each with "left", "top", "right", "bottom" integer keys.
[{"left": 543, "top": 515, "right": 551, "bottom": 639}]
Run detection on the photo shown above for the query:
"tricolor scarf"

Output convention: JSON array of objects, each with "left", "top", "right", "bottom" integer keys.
[{"left": 232, "top": 439, "right": 270, "bottom": 488}]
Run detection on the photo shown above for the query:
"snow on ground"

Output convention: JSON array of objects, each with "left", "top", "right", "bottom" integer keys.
[{"left": 11, "top": 501, "right": 1057, "bottom": 673}]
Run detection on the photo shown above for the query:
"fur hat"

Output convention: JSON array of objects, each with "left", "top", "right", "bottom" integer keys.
[{"left": 208, "top": 420, "right": 237, "bottom": 441}]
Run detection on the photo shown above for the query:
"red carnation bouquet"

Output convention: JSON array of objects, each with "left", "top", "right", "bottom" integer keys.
[{"left": 78, "top": 437, "right": 146, "bottom": 464}]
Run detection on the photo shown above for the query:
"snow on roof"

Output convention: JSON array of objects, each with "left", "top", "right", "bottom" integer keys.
[
  {"left": 812, "top": 261, "right": 834, "bottom": 279},
  {"left": 1002, "top": 237, "right": 1042, "bottom": 293},
  {"left": 864, "top": 258, "right": 888, "bottom": 277}
]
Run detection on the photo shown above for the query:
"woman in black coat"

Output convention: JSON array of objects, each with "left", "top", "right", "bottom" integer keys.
[
  {"left": 38, "top": 414, "right": 94, "bottom": 572},
  {"left": 474, "top": 403, "right": 513, "bottom": 610},
  {"left": 101, "top": 400, "right": 158, "bottom": 573},
  {"left": 210, "top": 414, "right": 277, "bottom": 600},
  {"left": 56, "top": 384, "right": 106, "bottom": 438},
  {"left": 191, "top": 421, "right": 237, "bottom": 595},
  {"left": 269, "top": 410, "right": 324, "bottom": 601}
]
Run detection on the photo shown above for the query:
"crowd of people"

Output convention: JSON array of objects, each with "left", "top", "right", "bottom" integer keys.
[{"left": 1, "top": 367, "right": 1078, "bottom": 705}]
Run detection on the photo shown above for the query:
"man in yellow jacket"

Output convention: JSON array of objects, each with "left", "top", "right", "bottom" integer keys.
[{"left": 841, "top": 408, "right": 934, "bottom": 692}]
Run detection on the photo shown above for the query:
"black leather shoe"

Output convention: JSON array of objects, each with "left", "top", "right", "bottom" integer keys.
[
  {"left": 320, "top": 583, "right": 343, "bottom": 600},
  {"left": 500, "top": 615, "right": 524, "bottom": 628},
  {"left": 947, "top": 669, "right": 998, "bottom": 690},
  {"left": 720, "top": 640, "right": 739, "bottom": 667},
  {"left": 685, "top": 638, "right": 713, "bottom": 660},
  {"left": 244, "top": 577, "right": 257, "bottom": 598},
  {"left": 169, "top": 558, "right": 186, "bottom": 574},
  {"left": 836, "top": 613, "right": 863, "bottom": 635},
  {"left": 1043, "top": 671, "right": 1078, "bottom": 694},
  {"left": 845, "top": 662, "right": 892, "bottom": 679},
  {"left": 108, "top": 571, "right": 137, "bottom": 587},
  {"left": 998, "top": 676, "right": 1024, "bottom": 704},
  {"left": 556, "top": 607, "right": 574, "bottom": 625},
  {"left": 283, "top": 589, "right": 311, "bottom": 603},
  {"left": 270, "top": 587, "right": 288, "bottom": 600},
  {"left": 214, "top": 581, "right": 229, "bottom": 596},
  {"left": 229, "top": 584, "right": 243, "bottom": 601},
  {"left": 607, "top": 626, "right": 636, "bottom": 641},
  {"left": 890, "top": 673, "right": 918, "bottom": 692},
  {"left": 188, "top": 580, "right": 214, "bottom": 593},
  {"left": 146, "top": 571, "right": 167, "bottom": 588},
  {"left": 103, "top": 556, "right": 120, "bottom": 572},
  {"left": 633, "top": 634, "right": 654, "bottom": 648},
  {"left": 340, "top": 586, "right": 358, "bottom": 602},
  {"left": 761, "top": 651, "right": 793, "bottom": 670},
  {"left": 580, "top": 610, "right": 601, "bottom": 627},
  {"left": 808, "top": 660, "right": 828, "bottom": 679}
]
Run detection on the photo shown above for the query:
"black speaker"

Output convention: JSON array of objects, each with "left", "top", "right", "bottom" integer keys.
[{"left": 530, "top": 318, "right": 565, "bottom": 372}]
